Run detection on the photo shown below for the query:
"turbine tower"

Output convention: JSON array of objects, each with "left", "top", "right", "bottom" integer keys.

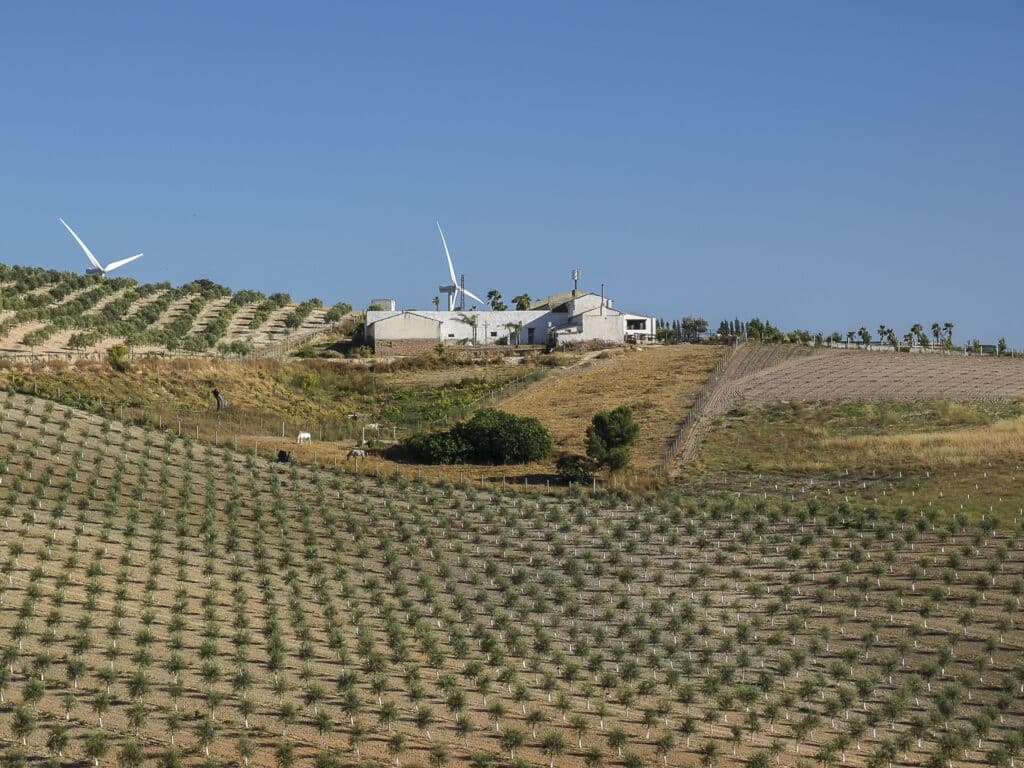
[
  {"left": 436, "top": 222, "right": 484, "bottom": 311},
  {"left": 59, "top": 218, "right": 143, "bottom": 277}
]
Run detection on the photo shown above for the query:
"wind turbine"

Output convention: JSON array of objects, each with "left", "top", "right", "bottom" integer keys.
[
  {"left": 436, "top": 222, "right": 484, "bottom": 311},
  {"left": 59, "top": 218, "right": 143, "bottom": 277}
]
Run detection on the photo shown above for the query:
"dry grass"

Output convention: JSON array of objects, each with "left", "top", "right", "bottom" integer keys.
[
  {"left": 501, "top": 344, "right": 724, "bottom": 475},
  {"left": 825, "top": 413, "right": 1024, "bottom": 468},
  {"left": 698, "top": 399, "right": 1024, "bottom": 474}
]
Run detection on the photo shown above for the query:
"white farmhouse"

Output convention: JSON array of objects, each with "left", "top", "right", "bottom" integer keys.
[{"left": 365, "top": 290, "right": 655, "bottom": 355}]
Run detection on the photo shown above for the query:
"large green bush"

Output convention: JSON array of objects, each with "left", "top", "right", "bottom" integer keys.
[
  {"left": 452, "top": 408, "right": 551, "bottom": 464},
  {"left": 396, "top": 431, "right": 471, "bottom": 464},
  {"left": 391, "top": 408, "right": 551, "bottom": 465},
  {"left": 555, "top": 453, "right": 593, "bottom": 484}
]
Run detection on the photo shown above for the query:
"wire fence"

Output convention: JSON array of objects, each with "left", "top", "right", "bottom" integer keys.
[
  {"left": 4, "top": 366, "right": 551, "bottom": 467},
  {"left": 660, "top": 339, "right": 743, "bottom": 473}
]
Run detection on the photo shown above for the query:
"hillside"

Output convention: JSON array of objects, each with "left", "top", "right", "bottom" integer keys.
[
  {"left": 0, "top": 263, "right": 352, "bottom": 357},
  {"left": 499, "top": 345, "right": 724, "bottom": 481},
  {"left": 676, "top": 346, "right": 1024, "bottom": 469},
  {"left": 0, "top": 392, "right": 1022, "bottom": 767}
]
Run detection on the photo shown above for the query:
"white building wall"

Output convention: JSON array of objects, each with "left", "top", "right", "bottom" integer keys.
[
  {"left": 365, "top": 312, "right": 440, "bottom": 344},
  {"left": 579, "top": 312, "right": 625, "bottom": 343},
  {"left": 367, "top": 296, "right": 655, "bottom": 349},
  {"left": 367, "top": 309, "right": 569, "bottom": 346},
  {"left": 623, "top": 313, "right": 657, "bottom": 341}
]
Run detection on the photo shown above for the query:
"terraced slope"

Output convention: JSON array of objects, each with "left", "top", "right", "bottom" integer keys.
[
  {"left": 677, "top": 345, "right": 1024, "bottom": 465},
  {"left": 0, "top": 392, "right": 1022, "bottom": 767},
  {"left": 732, "top": 349, "right": 1024, "bottom": 402},
  {"left": 0, "top": 264, "right": 351, "bottom": 357}
]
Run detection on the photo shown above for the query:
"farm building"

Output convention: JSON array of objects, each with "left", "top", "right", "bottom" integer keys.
[{"left": 365, "top": 289, "right": 655, "bottom": 354}]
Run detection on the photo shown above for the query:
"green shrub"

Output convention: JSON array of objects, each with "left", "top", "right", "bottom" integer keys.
[
  {"left": 452, "top": 408, "right": 551, "bottom": 464},
  {"left": 555, "top": 454, "right": 593, "bottom": 484},
  {"left": 394, "top": 431, "right": 472, "bottom": 464},
  {"left": 324, "top": 302, "right": 353, "bottom": 322},
  {"left": 107, "top": 344, "right": 130, "bottom": 373},
  {"left": 391, "top": 408, "right": 551, "bottom": 465}
]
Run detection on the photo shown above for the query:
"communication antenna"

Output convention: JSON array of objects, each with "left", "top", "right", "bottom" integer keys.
[{"left": 571, "top": 268, "right": 581, "bottom": 293}]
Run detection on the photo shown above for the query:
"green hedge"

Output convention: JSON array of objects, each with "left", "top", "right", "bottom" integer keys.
[{"left": 390, "top": 408, "right": 551, "bottom": 465}]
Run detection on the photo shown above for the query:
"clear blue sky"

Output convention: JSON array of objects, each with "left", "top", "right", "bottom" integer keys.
[{"left": 1, "top": 2, "right": 1021, "bottom": 343}]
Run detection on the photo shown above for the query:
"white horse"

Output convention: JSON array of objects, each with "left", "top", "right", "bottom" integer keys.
[
  {"left": 348, "top": 448, "right": 366, "bottom": 459},
  {"left": 296, "top": 431, "right": 312, "bottom": 444}
]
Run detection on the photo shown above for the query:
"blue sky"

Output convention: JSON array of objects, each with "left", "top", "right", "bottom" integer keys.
[{"left": 1, "top": 2, "right": 1021, "bottom": 343}]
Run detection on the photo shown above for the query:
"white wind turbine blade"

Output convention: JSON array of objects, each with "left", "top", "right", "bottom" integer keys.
[
  {"left": 458, "top": 287, "right": 485, "bottom": 306},
  {"left": 103, "top": 253, "right": 143, "bottom": 273},
  {"left": 59, "top": 218, "right": 103, "bottom": 272},
  {"left": 436, "top": 221, "right": 458, "bottom": 284}
]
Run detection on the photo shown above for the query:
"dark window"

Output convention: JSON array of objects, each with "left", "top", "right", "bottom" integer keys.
[{"left": 626, "top": 319, "right": 647, "bottom": 331}]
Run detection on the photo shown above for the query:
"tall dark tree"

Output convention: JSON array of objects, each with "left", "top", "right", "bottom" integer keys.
[{"left": 586, "top": 405, "right": 640, "bottom": 471}]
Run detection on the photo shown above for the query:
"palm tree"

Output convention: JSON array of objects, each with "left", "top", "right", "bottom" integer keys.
[
  {"left": 457, "top": 314, "right": 479, "bottom": 344},
  {"left": 513, "top": 294, "right": 532, "bottom": 310},
  {"left": 932, "top": 323, "right": 942, "bottom": 346},
  {"left": 486, "top": 291, "right": 507, "bottom": 311},
  {"left": 910, "top": 323, "right": 924, "bottom": 346}
]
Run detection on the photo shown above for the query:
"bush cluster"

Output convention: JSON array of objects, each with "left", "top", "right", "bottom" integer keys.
[{"left": 391, "top": 408, "right": 551, "bottom": 465}]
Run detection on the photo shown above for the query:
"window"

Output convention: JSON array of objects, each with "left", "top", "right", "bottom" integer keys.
[
  {"left": 490, "top": 331, "right": 498, "bottom": 337},
  {"left": 626, "top": 319, "right": 647, "bottom": 331},
  {"left": 447, "top": 333, "right": 455, "bottom": 338}
]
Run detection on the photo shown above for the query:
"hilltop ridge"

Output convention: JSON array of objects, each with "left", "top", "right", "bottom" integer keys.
[{"left": 0, "top": 263, "right": 352, "bottom": 357}]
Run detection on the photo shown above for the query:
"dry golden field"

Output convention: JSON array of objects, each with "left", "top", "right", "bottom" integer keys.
[{"left": 499, "top": 344, "right": 724, "bottom": 479}]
